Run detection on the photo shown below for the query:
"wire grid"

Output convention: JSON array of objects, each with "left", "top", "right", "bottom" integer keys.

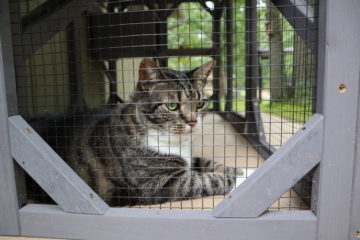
[{"left": 9, "top": 0, "right": 317, "bottom": 210}]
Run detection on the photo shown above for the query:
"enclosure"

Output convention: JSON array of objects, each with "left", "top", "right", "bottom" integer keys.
[{"left": 0, "top": 0, "right": 359, "bottom": 240}]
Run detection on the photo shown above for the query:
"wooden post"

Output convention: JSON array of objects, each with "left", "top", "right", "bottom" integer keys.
[
  {"left": 0, "top": 1, "right": 21, "bottom": 234},
  {"left": 211, "top": 4, "right": 223, "bottom": 111},
  {"left": 315, "top": 1, "right": 360, "bottom": 240},
  {"left": 224, "top": 0, "right": 233, "bottom": 111}
]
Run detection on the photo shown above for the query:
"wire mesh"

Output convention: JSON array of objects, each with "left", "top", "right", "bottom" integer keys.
[{"left": 10, "top": 0, "right": 317, "bottom": 210}]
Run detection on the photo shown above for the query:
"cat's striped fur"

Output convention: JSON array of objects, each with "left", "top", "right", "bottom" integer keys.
[{"left": 35, "top": 59, "right": 242, "bottom": 206}]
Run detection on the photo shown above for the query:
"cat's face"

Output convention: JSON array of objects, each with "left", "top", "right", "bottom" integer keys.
[{"left": 133, "top": 58, "right": 214, "bottom": 135}]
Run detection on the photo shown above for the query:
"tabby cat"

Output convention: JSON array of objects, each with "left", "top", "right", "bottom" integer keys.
[{"left": 42, "top": 58, "right": 242, "bottom": 206}]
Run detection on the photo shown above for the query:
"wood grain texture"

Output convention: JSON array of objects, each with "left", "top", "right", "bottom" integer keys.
[
  {"left": 19, "top": 204, "right": 316, "bottom": 240},
  {"left": 349, "top": 79, "right": 360, "bottom": 240},
  {"left": 315, "top": 0, "right": 360, "bottom": 240},
  {"left": 0, "top": 1, "right": 21, "bottom": 234},
  {"left": 8, "top": 115, "right": 109, "bottom": 215},
  {"left": 0, "top": 237, "right": 65, "bottom": 240}
]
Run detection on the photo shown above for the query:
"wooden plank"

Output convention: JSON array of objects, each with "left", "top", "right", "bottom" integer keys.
[
  {"left": 222, "top": 110, "right": 312, "bottom": 206},
  {"left": 271, "top": 0, "right": 317, "bottom": 51},
  {"left": 8, "top": 115, "right": 109, "bottom": 215},
  {"left": 157, "top": 48, "right": 217, "bottom": 57},
  {"left": 211, "top": 5, "right": 223, "bottom": 111},
  {"left": 89, "top": 11, "right": 157, "bottom": 60},
  {"left": 213, "top": 114, "right": 323, "bottom": 217},
  {"left": 21, "top": 0, "right": 72, "bottom": 31},
  {"left": 0, "top": 16, "right": 21, "bottom": 235},
  {"left": 67, "top": 21, "right": 88, "bottom": 113},
  {"left": 349, "top": 79, "right": 360, "bottom": 240},
  {"left": 20, "top": 204, "right": 316, "bottom": 240},
  {"left": 9, "top": 0, "right": 29, "bottom": 117},
  {"left": 224, "top": 0, "right": 234, "bottom": 111},
  {"left": 245, "top": 0, "right": 266, "bottom": 148},
  {"left": 1, "top": 0, "right": 28, "bottom": 208},
  {"left": 21, "top": 0, "right": 97, "bottom": 57},
  {"left": 314, "top": 1, "right": 360, "bottom": 239}
]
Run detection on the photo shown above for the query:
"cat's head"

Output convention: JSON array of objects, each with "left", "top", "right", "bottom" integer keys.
[{"left": 132, "top": 58, "right": 214, "bottom": 135}]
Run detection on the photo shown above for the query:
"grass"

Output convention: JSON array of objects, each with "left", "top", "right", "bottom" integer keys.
[
  {"left": 259, "top": 101, "right": 313, "bottom": 123},
  {"left": 209, "top": 96, "right": 312, "bottom": 123}
]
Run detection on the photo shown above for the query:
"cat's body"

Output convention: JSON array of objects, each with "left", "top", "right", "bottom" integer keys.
[{"left": 31, "top": 59, "right": 241, "bottom": 206}]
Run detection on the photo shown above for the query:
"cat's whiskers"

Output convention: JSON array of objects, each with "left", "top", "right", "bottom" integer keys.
[{"left": 170, "top": 124, "right": 192, "bottom": 135}]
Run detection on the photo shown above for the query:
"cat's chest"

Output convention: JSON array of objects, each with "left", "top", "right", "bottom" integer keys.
[{"left": 145, "top": 129, "right": 192, "bottom": 166}]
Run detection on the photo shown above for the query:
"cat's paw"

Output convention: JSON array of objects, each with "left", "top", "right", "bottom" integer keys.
[{"left": 231, "top": 168, "right": 255, "bottom": 192}]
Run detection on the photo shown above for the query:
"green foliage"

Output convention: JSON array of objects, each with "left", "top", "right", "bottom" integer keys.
[
  {"left": 167, "top": 1, "right": 313, "bottom": 122},
  {"left": 168, "top": 56, "right": 212, "bottom": 70},
  {"left": 167, "top": 2, "right": 212, "bottom": 50},
  {"left": 167, "top": 2, "right": 213, "bottom": 69}
]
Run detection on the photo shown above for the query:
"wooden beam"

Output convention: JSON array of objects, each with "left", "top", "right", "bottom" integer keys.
[
  {"left": 314, "top": 0, "right": 360, "bottom": 239},
  {"left": 157, "top": 48, "right": 217, "bottom": 57},
  {"left": 21, "top": 0, "right": 72, "bottom": 31},
  {"left": 271, "top": 0, "right": 317, "bottom": 51},
  {"left": 20, "top": 204, "right": 316, "bottom": 240},
  {"left": 8, "top": 115, "right": 109, "bottom": 215},
  {"left": 245, "top": 0, "right": 266, "bottom": 152},
  {"left": 213, "top": 114, "right": 323, "bottom": 217},
  {"left": 1, "top": 0, "right": 28, "bottom": 208},
  {"left": 224, "top": 0, "right": 234, "bottom": 111},
  {"left": 349, "top": 78, "right": 360, "bottom": 240},
  {"left": 0, "top": 5, "right": 21, "bottom": 234},
  {"left": 20, "top": 0, "right": 97, "bottom": 57}
]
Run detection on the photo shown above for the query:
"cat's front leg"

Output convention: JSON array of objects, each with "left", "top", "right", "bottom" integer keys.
[
  {"left": 129, "top": 156, "right": 239, "bottom": 203},
  {"left": 191, "top": 157, "right": 245, "bottom": 190},
  {"left": 162, "top": 169, "right": 238, "bottom": 198},
  {"left": 191, "top": 157, "right": 244, "bottom": 175},
  {"left": 191, "top": 157, "right": 217, "bottom": 172}
]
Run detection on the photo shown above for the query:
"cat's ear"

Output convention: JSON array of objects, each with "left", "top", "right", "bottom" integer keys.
[
  {"left": 191, "top": 60, "right": 215, "bottom": 87},
  {"left": 137, "top": 58, "right": 160, "bottom": 91}
]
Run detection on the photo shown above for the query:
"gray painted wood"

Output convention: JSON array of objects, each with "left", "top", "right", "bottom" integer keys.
[
  {"left": 1, "top": 1, "right": 18, "bottom": 116},
  {"left": 1, "top": 0, "right": 28, "bottom": 208},
  {"left": 0, "top": 23, "right": 21, "bottom": 235},
  {"left": 8, "top": 115, "right": 109, "bottom": 215},
  {"left": 271, "top": 0, "right": 317, "bottom": 51},
  {"left": 315, "top": 1, "right": 360, "bottom": 240},
  {"left": 213, "top": 114, "right": 323, "bottom": 218},
  {"left": 310, "top": 166, "right": 319, "bottom": 213},
  {"left": 311, "top": 0, "right": 327, "bottom": 216},
  {"left": 20, "top": 204, "right": 316, "bottom": 240},
  {"left": 349, "top": 78, "right": 360, "bottom": 240}
]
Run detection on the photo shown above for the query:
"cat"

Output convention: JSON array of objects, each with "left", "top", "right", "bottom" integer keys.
[{"left": 31, "top": 58, "right": 243, "bottom": 206}]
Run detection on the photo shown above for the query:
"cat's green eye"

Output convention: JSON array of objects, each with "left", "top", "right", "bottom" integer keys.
[
  {"left": 166, "top": 102, "right": 179, "bottom": 111},
  {"left": 196, "top": 101, "right": 206, "bottom": 109}
]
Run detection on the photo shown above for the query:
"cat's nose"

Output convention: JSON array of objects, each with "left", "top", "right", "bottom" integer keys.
[{"left": 186, "top": 121, "right": 197, "bottom": 128}]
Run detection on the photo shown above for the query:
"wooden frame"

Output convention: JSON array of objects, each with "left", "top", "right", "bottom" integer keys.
[
  {"left": 1, "top": 0, "right": 360, "bottom": 240},
  {"left": 271, "top": 0, "right": 317, "bottom": 51},
  {"left": 20, "top": 206, "right": 316, "bottom": 240},
  {"left": 0, "top": 7, "right": 21, "bottom": 235},
  {"left": 314, "top": 0, "right": 360, "bottom": 239}
]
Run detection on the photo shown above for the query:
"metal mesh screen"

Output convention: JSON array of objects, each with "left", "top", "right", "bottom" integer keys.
[{"left": 10, "top": 0, "right": 317, "bottom": 210}]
